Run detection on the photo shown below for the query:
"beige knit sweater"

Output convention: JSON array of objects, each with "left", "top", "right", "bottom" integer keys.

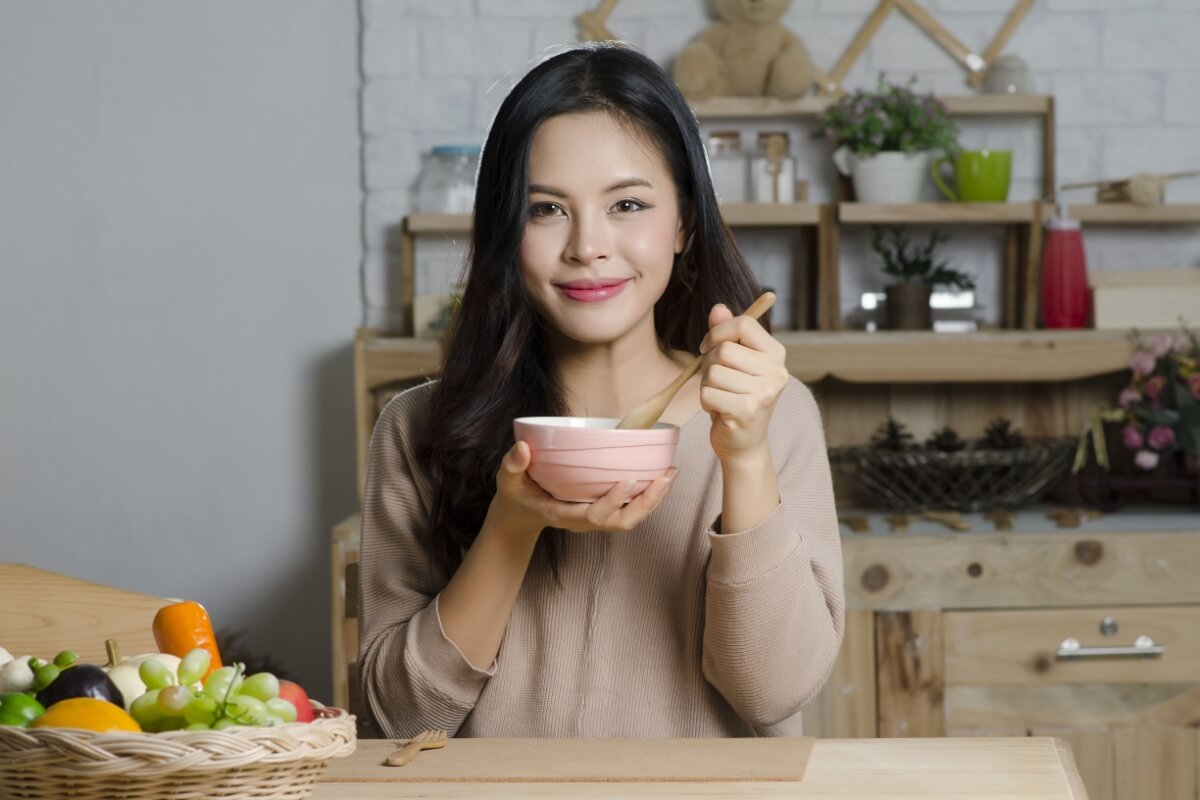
[{"left": 358, "top": 378, "right": 845, "bottom": 739}]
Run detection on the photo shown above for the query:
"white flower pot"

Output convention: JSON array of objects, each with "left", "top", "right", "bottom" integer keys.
[{"left": 834, "top": 148, "right": 931, "bottom": 204}]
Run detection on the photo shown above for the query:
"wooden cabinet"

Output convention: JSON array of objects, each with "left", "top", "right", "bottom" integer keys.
[
  {"left": 333, "top": 513, "right": 1200, "bottom": 798},
  {"left": 796, "top": 522, "right": 1200, "bottom": 800},
  {"left": 339, "top": 323, "right": 1200, "bottom": 798}
]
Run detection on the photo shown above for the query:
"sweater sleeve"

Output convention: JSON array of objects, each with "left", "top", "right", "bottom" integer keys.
[
  {"left": 357, "top": 386, "right": 497, "bottom": 739},
  {"left": 701, "top": 379, "right": 846, "bottom": 730}
]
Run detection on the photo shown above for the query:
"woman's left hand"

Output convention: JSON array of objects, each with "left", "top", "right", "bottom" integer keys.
[{"left": 698, "top": 303, "right": 790, "bottom": 465}]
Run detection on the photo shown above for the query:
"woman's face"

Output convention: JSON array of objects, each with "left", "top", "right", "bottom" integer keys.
[{"left": 520, "top": 111, "right": 684, "bottom": 348}]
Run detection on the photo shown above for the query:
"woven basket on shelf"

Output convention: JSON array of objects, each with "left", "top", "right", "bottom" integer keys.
[
  {"left": 0, "top": 704, "right": 355, "bottom": 800},
  {"left": 830, "top": 439, "right": 1076, "bottom": 512}
]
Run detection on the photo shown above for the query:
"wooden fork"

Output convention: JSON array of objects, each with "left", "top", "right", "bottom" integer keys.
[{"left": 384, "top": 728, "right": 448, "bottom": 767}]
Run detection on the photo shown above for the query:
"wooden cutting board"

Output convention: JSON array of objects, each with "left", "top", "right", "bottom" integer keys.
[{"left": 322, "top": 738, "right": 814, "bottom": 783}]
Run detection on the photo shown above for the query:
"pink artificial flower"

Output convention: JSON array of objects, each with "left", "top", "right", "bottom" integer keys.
[
  {"left": 1119, "top": 387, "right": 1142, "bottom": 409},
  {"left": 1145, "top": 375, "right": 1166, "bottom": 403},
  {"left": 1135, "top": 450, "right": 1160, "bottom": 470},
  {"left": 1150, "top": 334, "right": 1174, "bottom": 357},
  {"left": 1190, "top": 373, "right": 1200, "bottom": 399},
  {"left": 1130, "top": 350, "right": 1156, "bottom": 377},
  {"left": 1122, "top": 425, "right": 1144, "bottom": 450},
  {"left": 1174, "top": 338, "right": 1191, "bottom": 354},
  {"left": 1148, "top": 425, "right": 1176, "bottom": 450}
]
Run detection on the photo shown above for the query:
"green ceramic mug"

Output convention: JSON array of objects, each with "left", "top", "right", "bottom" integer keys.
[{"left": 931, "top": 149, "right": 1012, "bottom": 202}]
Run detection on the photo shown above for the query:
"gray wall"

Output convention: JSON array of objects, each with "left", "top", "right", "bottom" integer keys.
[{"left": 0, "top": 1, "right": 362, "bottom": 701}]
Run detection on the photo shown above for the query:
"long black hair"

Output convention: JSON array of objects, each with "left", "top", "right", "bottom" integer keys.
[{"left": 418, "top": 44, "right": 762, "bottom": 579}]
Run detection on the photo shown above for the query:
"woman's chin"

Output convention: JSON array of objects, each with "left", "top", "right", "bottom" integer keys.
[{"left": 560, "top": 325, "right": 637, "bottom": 346}]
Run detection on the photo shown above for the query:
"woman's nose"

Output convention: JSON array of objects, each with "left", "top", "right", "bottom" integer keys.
[{"left": 563, "top": 211, "right": 612, "bottom": 265}]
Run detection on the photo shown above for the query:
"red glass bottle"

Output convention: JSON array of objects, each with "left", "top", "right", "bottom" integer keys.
[{"left": 1041, "top": 207, "right": 1089, "bottom": 329}]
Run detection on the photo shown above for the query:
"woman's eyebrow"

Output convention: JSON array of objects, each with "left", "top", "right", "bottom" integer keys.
[
  {"left": 528, "top": 178, "right": 654, "bottom": 197},
  {"left": 528, "top": 183, "right": 568, "bottom": 198},
  {"left": 604, "top": 178, "right": 653, "bottom": 192}
]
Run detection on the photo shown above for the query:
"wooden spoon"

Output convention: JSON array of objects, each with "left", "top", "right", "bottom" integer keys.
[{"left": 615, "top": 292, "right": 777, "bottom": 430}]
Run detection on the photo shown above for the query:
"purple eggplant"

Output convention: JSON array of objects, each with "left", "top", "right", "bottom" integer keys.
[{"left": 35, "top": 665, "right": 125, "bottom": 709}]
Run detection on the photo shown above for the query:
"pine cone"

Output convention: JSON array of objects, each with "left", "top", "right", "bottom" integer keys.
[
  {"left": 982, "top": 418, "right": 1025, "bottom": 450},
  {"left": 870, "top": 418, "right": 914, "bottom": 451},
  {"left": 926, "top": 426, "right": 967, "bottom": 453}
]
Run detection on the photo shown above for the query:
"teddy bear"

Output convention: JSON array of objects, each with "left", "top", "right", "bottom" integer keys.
[{"left": 673, "top": 0, "right": 817, "bottom": 101}]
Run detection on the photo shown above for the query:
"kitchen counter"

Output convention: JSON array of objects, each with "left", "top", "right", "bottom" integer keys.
[{"left": 312, "top": 736, "right": 1088, "bottom": 799}]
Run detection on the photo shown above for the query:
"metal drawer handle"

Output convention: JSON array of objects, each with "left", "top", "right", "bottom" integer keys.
[{"left": 1056, "top": 635, "right": 1164, "bottom": 660}]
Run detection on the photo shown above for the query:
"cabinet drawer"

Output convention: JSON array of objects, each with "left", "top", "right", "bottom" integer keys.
[{"left": 944, "top": 606, "right": 1200, "bottom": 686}]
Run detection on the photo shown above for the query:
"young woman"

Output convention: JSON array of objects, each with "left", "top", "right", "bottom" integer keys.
[{"left": 358, "top": 44, "right": 844, "bottom": 739}]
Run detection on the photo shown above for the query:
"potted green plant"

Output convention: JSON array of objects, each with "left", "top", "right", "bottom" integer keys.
[
  {"left": 815, "top": 76, "right": 958, "bottom": 204},
  {"left": 870, "top": 225, "right": 974, "bottom": 330}
]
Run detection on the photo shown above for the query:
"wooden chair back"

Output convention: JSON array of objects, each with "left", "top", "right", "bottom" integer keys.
[{"left": 0, "top": 563, "right": 165, "bottom": 662}]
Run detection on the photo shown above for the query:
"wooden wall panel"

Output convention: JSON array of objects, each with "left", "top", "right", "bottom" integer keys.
[
  {"left": 1113, "top": 727, "right": 1197, "bottom": 800},
  {"left": 877, "top": 610, "right": 944, "bottom": 737},
  {"left": 803, "top": 609, "right": 877, "bottom": 738}
]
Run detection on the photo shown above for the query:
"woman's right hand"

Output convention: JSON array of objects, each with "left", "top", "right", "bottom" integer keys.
[{"left": 486, "top": 441, "right": 678, "bottom": 540}]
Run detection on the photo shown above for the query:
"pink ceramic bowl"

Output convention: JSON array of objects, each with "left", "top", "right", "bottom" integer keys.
[{"left": 513, "top": 417, "right": 680, "bottom": 503}]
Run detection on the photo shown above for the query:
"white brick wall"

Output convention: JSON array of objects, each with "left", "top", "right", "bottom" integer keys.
[{"left": 360, "top": 0, "right": 1200, "bottom": 329}]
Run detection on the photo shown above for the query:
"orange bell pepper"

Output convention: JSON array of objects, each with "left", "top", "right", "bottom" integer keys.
[{"left": 152, "top": 601, "right": 222, "bottom": 680}]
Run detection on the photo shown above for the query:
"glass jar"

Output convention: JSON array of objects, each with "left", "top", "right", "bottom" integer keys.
[
  {"left": 707, "top": 131, "right": 747, "bottom": 203},
  {"left": 416, "top": 145, "right": 481, "bottom": 214},
  {"left": 750, "top": 131, "right": 796, "bottom": 203}
]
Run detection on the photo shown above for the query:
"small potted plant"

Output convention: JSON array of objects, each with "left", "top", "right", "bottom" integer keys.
[
  {"left": 870, "top": 225, "right": 974, "bottom": 330},
  {"left": 815, "top": 76, "right": 958, "bottom": 204}
]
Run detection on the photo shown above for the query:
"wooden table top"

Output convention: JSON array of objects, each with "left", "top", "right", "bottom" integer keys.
[{"left": 313, "top": 736, "right": 1089, "bottom": 799}]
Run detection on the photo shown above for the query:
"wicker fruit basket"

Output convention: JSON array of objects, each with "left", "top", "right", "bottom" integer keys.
[
  {"left": 830, "top": 438, "right": 1076, "bottom": 512},
  {"left": 0, "top": 704, "right": 355, "bottom": 800}
]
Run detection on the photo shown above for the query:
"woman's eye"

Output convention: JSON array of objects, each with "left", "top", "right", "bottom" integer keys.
[
  {"left": 528, "top": 202, "right": 564, "bottom": 218},
  {"left": 612, "top": 199, "right": 649, "bottom": 214}
]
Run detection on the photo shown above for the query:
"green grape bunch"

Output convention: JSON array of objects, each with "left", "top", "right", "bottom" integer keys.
[{"left": 126, "top": 648, "right": 297, "bottom": 732}]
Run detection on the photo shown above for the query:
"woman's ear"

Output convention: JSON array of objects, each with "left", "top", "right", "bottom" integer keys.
[{"left": 675, "top": 220, "right": 687, "bottom": 254}]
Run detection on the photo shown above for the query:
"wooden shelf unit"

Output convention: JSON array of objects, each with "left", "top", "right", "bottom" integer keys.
[
  {"left": 688, "top": 94, "right": 1057, "bottom": 331},
  {"left": 840, "top": 202, "right": 1039, "bottom": 225},
  {"left": 838, "top": 201, "right": 1200, "bottom": 227},
  {"left": 1051, "top": 204, "right": 1200, "bottom": 225},
  {"left": 779, "top": 329, "right": 1133, "bottom": 384},
  {"left": 833, "top": 201, "right": 1044, "bottom": 331},
  {"left": 719, "top": 201, "right": 821, "bottom": 226},
  {"left": 355, "top": 328, "right": 1137, "bottom": 388},
  {"left": 690, "top": 94, "right": 1053, "bottom": 120},
  {"left": 692, "top": 94, "right": 1056, "bottom": 201},
  {"left": 397, "top": 102, "right": 1200, "bottom": 339}
]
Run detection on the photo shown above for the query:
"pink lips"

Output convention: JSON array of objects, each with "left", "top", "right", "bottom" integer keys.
[{"left": 556, "top": 279, "right": 630, "bottom": 303}]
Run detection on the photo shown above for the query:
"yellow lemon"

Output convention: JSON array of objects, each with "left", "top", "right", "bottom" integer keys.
[{"left": 31, "top": 697, "right": 141, "bottom": 733}]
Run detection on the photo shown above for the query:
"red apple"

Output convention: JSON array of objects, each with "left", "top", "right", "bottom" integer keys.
[{"left": 277, "top": 679, "right": 314, "bottom": 723}]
